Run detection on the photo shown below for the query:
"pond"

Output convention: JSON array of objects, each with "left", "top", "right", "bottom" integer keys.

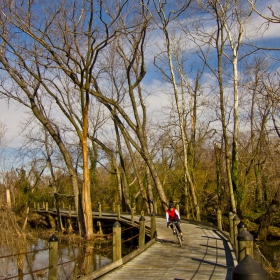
[{"left": 0, "top": 237, "right": 113, "bottom": 280}]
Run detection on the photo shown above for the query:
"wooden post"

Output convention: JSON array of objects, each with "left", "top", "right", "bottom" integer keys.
[
  {"left": 48, "top": 234, "right": 58, "bottom": 280},
  {"left": 139, "top": 216, "right": 145, "bottom": 248},
  {"left": 233, "top": 215, "right": 240, "bottom": 254},
  {"left": 238, "top": 221, "right": 246, "bottom": 233},
  {"left": 150, "top": 212, "right": 156, "bottom": 239},
  {"left": 217, "top": 208, "right": 222, "bottom": 230},
  {"left": 37, "top": 203, "right": 40, "bottom": 210},
  {"left": 46, "top": 202, "right": 49, "bottom": 212},
  {"left": 97, "top": 221, "right": 103, "bottom": 234},
  {"left": 43, "top": 202, "right": 45, "bottom": 209},
  {"left": 232, "top": 255, "right": 267, "bottom": 279},
  {"left": 237, "top": 229, "right": 254, "bottom": 262},
  {"left": 117, "top": 204, "right": 120, "bottom": 220},
  {"left": 113, "top": 221, "right": 122, "bottom": 262},
  {"left": 98, "top": 202, "right": 102, "bottom": 217},
  {"left": 228, "top": 212, "right": 234, "bottom": 244}
]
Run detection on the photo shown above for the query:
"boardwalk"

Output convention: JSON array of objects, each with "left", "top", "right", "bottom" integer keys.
[{"left": 97, "top": 216, "right": 237, "bottom": 280}]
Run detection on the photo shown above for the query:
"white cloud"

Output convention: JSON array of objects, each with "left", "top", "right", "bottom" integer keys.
[{"left": 0, "top": 99, "right": 26, "bottom": 148}]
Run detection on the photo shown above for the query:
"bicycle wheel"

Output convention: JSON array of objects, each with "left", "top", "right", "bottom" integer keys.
[{"left": 176, "top": 228, "right": 182, "bottom": 247}]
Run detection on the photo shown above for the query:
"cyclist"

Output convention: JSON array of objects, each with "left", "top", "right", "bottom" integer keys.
[{"left": 166, "top": 203, "right": 184, "bottom": 241}]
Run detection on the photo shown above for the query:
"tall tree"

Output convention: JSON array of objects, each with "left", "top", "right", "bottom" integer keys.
[
  {"left": 0, "top": 0, "right": 130, "bottom": 238},
  {"left": 151, "top": 0, "right": 202, "bottom": 220},
  {"left": 89, "top": 4, "right": 169, "bottom": 209}
]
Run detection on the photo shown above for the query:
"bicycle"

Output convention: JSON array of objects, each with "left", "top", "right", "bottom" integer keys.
[{"left": 168, "top": 220, "right": 183, "bottom": 247}]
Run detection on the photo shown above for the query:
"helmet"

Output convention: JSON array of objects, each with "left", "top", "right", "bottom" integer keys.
[{"left": 168, "top": 203, "right": 174, "bottom": 209}]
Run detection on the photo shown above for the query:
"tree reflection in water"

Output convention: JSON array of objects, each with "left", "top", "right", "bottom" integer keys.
[{"left": 0, "top": 237, "right": 113, "bottom": 280}]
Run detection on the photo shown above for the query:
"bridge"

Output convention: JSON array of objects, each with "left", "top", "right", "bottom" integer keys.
[
  {"left": 80, "top": 214, "right": 237, "bottom": 280},
  {"left": 31, "top": 206, "right": 246, "bottom": 280}
]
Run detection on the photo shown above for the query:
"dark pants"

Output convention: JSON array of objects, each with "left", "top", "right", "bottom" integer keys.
[{"left": 169, "top": 218, "right": 182, "bottom": 234}]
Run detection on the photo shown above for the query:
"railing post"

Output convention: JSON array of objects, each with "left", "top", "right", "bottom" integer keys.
[
  {"left": 97, "top": 221, "right": 103, "bottom": 234},
  {"left": 37, "top": 203, "right": 40, "bottom": 211},
  {"left": 117, "top": 204, "right": 120, "bottom": 220},
  {"left": 238, "top": 221, "right": 246, "bottom": 234},
  {"left": 49, "top": 234, "right": 58, "bottom": 280},
  {"left": 46, "top": 202, "right": 49, "bottom": 212},
  {"left": 150, "top": 212, "right": 156, "bottom": 239},
  {"left": 98, "top": 202, "right": 102, "bottom": 217},
  {"left": 228, "top": 212, "right": 234, "bottom": 244},
  {"left": 233, "top": 215, "right": 240, "bottom": 253},
  {"left": 237, "top": 228, "right": 254, "bottom": 262},
  {"left": 217, "top": 208, "right": 222, "bottom": 230},
  {"left": 113, "top": 221, "right": 122, "bottom": 262},
  {"left": 232, "top": 255, "right": 267, "bottom": 280},
  {"left": 139, "top": 216, "right": 145, "bottom": 248}
]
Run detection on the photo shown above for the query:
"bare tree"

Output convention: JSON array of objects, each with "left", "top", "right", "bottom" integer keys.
[
  {"left": 150, "top": 0, "right": 203, "bottom": 220},
  {"left": 88, "top": 4, "right": 170, "bottom": 209},
  {"left": 0, "top": 0, "right": 132, "bottom": 238}
]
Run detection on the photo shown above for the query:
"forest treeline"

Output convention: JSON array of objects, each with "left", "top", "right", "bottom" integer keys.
[{"left": 0, "top": 0, "right": 280, "bottom": 240}]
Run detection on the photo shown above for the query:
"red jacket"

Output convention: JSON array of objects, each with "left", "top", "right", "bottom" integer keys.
[{"left": 166, "top": 208, "right": 179, "bottom": 222}]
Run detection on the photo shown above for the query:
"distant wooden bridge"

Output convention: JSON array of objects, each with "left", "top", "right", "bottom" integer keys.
[{"left": 32, "top": 207, "right": 238, "bottom": 280}]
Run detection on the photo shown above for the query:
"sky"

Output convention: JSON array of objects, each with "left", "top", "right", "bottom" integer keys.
[{"left": 0, "top": 0, "right": 280, "bottom": 150}]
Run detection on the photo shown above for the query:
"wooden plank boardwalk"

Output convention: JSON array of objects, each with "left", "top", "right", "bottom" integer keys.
[{"left": 97, "top": 215, "right": 237, "bottom": 280}]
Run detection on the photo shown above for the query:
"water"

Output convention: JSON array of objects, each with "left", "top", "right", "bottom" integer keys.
[{"left": 0, "top": 237, "right": 112, "bottom": 280}]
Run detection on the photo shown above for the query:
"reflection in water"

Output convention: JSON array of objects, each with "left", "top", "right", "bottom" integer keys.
[{"left": 0, "top": 237, "right": 112, "bottom": 280}]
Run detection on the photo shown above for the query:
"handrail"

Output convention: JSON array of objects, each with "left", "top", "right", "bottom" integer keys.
[{"left": 0, "top": 247, "right": 49, "bottom": 259}]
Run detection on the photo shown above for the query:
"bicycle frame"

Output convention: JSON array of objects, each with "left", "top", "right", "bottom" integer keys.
[{"left": 169, "top": 221, "right": 183, "bottom": 247}]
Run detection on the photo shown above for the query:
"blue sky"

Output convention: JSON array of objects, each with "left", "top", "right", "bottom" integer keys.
[{"left": 1, "top": 0, "right": 280, "bottom": 150}]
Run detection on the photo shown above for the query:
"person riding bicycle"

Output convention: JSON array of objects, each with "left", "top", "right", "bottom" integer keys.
[{"left": 166, "top": 203, "right": 184, "bottom": 241}]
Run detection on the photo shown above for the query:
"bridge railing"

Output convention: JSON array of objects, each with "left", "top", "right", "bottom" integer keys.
[
  {"left": 219, "top": 211, "right": 268, "bottom": 280},
  {"left": 0, "top": 206, "right": 155, "bottom": 280}
]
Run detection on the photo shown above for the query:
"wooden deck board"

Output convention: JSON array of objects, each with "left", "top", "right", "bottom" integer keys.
[{"left": 97, "top": 216, "right": 237, "bottom": 280}]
